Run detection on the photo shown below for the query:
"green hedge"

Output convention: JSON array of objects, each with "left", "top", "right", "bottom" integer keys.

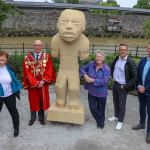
[
  {"left": 8, "top": 52, "right": 140, "bottom": 89},
  {"left": 8, "top": 51, "right": 25, "bottom": 80}
]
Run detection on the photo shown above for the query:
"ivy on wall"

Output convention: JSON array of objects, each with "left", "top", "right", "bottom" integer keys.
[
  {"left": 0, "top": 0, "right": 21, "bottom": 29},
  {"left": 144, "top": 19, "right": 150, "bottom": 37}
]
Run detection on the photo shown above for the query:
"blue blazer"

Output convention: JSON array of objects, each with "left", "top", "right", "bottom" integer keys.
[
  {"left": 0, "top": 64, "right": 22, "bottom": 96},
  {"left": 137, "top": 57, "right": 150, "bottom": 96}
]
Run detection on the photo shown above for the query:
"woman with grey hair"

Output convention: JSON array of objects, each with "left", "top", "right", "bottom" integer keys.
[{"left": 80, "top": 50, "right": 110, "bottom": 128}]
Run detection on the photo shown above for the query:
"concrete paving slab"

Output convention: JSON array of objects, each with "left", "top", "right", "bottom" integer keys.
[{"left": 0, "top": 85, "right": 150, "bottom": 150}]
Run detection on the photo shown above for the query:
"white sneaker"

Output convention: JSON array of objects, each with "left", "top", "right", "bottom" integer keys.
[
  {"left": 116, "top": 122, "right": 123, "bottom": 130},
  {"left": 108, "top": 116, "right": 118, "bottom": 121}
]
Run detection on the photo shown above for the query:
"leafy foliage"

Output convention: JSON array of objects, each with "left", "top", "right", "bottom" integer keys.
[
  {"left": 54, "top": 0, "right": 66, "bottom": 3},
  {"left": 66, "top": 0, "right": 79, "bottom": 3},
  {"left": 52, "top": 57, "right": 60, "bottom": 73},
  {"left": 90, "top": 0, "right": 121, "bottom": 15},
  {"left": 54, "top": 0, "right": 79, "bottom": 3},
  {"left": 8, "top": 50, "right": 140, "bottom": 89},
  {"left": 133, "top": 0, "right": 150, "bottom": 9},
  {"left": 0, "top": 0, "right": 21, "bottom": 28},
  {"left": 8, "top": 51, "right": 25, "bottom": 80},
  {"left": 144, "top": 19, "right": 150, "bottom": 37}
]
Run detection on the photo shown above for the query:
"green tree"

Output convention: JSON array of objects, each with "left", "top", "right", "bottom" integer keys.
[
  {"left": 54, "top": 0, "right": 66, "bottom": 3},
  {"left": 101, "top": 0, "right": 119, "bottom": 7},
  {"left": 90, "top": 0, "right": 120, "bottom": 15},
  {"left": 66, "top": 0, "right": 79, "bottom": 3},
  {"left": 54, "top": 0, "right": 79, "bottom": 3},
  {"left": 133, "top": 0, "right": 150, "bottom": 9},
  {"left": 0, "top": 0, "right": 20, "bottom": 28}
]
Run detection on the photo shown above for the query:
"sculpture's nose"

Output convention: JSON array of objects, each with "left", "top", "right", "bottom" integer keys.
[{"left": 66, "top": 21, "right": 73, "bottom": 30}]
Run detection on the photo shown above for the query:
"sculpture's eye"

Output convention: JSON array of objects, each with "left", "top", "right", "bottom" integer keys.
[
  {"left": 72, "top": 20, "right": 81, "bottom": 25},
  {"left": 60, "top": 19, "right": 69, "bottom": 24}
]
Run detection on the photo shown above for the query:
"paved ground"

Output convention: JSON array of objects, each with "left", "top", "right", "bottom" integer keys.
[{"left": 0, "top": 85, "right": 150, "bottom": 150}]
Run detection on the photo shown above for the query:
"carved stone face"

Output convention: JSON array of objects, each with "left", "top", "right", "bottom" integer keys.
[{"left": 57, "top": 9, "right": 85, "bottom": 42}]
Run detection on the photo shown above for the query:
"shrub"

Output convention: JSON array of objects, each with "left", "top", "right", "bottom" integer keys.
[
  {"left": 8, "top": 50, "right": 140, "bottom": 91},
  {"left": 144, "top": 19, "right": 150, "bottom": 38},
  {"left": 8, "top": 50, "right": 25, "bottom": 80}
]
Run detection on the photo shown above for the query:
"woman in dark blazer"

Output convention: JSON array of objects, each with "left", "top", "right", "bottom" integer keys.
[{"left": 0, "top": 50, "right": 22, "bottom": 137}]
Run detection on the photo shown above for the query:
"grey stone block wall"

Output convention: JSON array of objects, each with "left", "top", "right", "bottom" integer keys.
[{"left": 1, "top": 8, "right": 150, "bottom": 37}]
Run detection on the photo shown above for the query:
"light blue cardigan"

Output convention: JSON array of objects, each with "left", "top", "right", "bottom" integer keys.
[{"left": 0, "top": 64, "right": 22, "bottom": 96}]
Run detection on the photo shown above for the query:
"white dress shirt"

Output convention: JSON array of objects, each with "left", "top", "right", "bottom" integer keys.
[
  {"left": 34, "top": 52, "right": 42, "bottom": 60},
  {"left": 113, "top": 56, "right": 128, "bottom": 84}
]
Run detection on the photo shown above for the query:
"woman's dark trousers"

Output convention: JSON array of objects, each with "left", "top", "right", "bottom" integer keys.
[
  {"left": 0, "top": 94, "right": 19, "bottom": 131},
  {"left": 88, "top": 93, "right": 106, "bottom": 127}
]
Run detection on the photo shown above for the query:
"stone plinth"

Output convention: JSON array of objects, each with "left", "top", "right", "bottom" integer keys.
[{"left": 47, "top": 102, "right": 85, "bottom": 125}]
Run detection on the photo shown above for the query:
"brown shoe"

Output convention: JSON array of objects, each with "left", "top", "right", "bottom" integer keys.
[
  {"left": 28, "top": 118, "right": 36, "bottom": 126},
  {"left": 132, "top": 124, "right": 145, "bottom": 130},
  {"left": 146, "top": 134, "right": 150, "bottom": 144}
]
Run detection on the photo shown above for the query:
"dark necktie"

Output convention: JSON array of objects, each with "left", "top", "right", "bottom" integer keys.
[{"left": 35, "top": 54, "right": 39, "bottom": 61}]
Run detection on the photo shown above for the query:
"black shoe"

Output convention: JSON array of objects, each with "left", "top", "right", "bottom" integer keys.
[
  {"left": 14, "top": 128, "right": 19, "bottom": 137},
  {"left": 132, "top": 124, "right": 145, "bottom": 130},
  {"left": 28, "top": 118, "right": 36, "bottom": 126},
  {"left": 146, "top": 134, "right": 150, "bottom": 144},
  {"left": 39, "top": 118, "right": 46, "bottom": 125},
  {"left": 97, "top": 124, "right": 104, "bottom": 129}
]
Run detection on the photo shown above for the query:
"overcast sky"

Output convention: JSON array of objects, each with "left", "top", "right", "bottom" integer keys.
[{"left": 14, "top": 0, "right": 138, "bottom": 8}]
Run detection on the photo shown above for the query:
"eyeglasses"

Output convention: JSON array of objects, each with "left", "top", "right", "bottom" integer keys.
[{"left": 34, "top": 44, "right": 42, "bottom": 46}]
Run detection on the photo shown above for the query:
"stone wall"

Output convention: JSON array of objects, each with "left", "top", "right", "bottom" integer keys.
[{"left": 1, "top": 7, "right": 150, "bottom": 37}]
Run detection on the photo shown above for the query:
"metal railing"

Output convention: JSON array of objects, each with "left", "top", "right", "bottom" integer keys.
[
  {"left": 0, "top": 43, "right": 49, "bottom": 54},
  {"left": 0, "top": 43, "right": 147, "bottom": 57},
  {"left": 90, "top": 44, "right": 147, "bottom": 57}
]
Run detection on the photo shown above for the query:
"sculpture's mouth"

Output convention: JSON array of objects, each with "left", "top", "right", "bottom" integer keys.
[{"left": 63, "top": 32, "right": 76, "bottom": 38}]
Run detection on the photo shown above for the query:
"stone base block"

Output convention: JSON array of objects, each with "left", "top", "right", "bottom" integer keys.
[{"left": 47, "top": 102, "right": 85, "bottom": 125}]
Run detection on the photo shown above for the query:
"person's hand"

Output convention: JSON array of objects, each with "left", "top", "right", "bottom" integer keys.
[
  {"left": 84, "top": 75, "right": 94, "bottom": 83},
  {"left": 138, "top": 86, "right": 145, "bottom": 93},
  {"left": 40, "top": 80, "right": 45, "bottom": 85},
  {"left": 84, "top": 74, "right": 90, "bottom": 83},
  {"left": 89, "top": 78, "right": 95, "bottom": 83},
  {"left": 37, "top": 80, "right": 45, "bottom": 88}
]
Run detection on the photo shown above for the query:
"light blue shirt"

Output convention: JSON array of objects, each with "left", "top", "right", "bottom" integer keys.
[{"left": 142, "top": 57, "right": 150, "bottom": 85}]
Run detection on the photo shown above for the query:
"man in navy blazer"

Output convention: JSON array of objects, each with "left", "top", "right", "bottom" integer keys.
[{"left": 132, "top": 43, "right": 150, "bottom": 144}]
